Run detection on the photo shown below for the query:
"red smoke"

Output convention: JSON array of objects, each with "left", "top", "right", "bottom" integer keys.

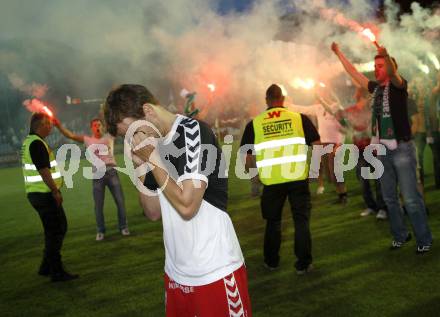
[{"left": 23, "top": 98, "right": 54, "bottom": 118}]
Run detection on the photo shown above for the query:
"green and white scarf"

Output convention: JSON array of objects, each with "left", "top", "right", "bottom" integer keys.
[{"left": 371, "top": 84, "right": 398, "bottom": 149}]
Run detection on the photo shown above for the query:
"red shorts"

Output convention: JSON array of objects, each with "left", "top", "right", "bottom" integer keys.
[{"left": 165, "top": 265, "right": 252, "bottom": 317}]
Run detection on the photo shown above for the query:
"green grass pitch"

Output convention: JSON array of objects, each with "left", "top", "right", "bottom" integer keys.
[{"left": 1, "top": 147, "right": 439, "bottom": 316}]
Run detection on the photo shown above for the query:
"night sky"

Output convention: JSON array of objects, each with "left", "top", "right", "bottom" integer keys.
[{"left": 218, "top": 0, "right": 438, "bottom": 14}]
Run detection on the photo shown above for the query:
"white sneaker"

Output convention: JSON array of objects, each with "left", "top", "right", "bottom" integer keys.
[
  {"left": 376, "top": 209, "right": 388, "bottom": 220},
  {"left": 316, "top": 186, "right": 325, "bottom": 195},
  {"left": 121, "top": 228, "right": 130, "bottom": 236},
  {"left": 96, "top": 232, "right": 104, "bottom": 241},
  {"left": 360, "top": 208, "right": 375, "bottom": 217}
]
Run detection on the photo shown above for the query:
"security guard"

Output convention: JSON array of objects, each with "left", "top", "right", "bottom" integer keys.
[
  {"left": 22, "top": 112, "right": 78, "bottom": 282},
  {"left": 240, "top": 84, "right": 320, "bottom": 274}
]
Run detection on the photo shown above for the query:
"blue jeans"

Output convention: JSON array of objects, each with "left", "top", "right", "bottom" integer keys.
[
  {"left": 93, "top": 167, "right": 128, "bottom": 233},
  {"left": 379, "top": 141, "right": 432, "bottom": 246},
  {"left": 414, "top": 132, "right": 427, "bottom": 185}
]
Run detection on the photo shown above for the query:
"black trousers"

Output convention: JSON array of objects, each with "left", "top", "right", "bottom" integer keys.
[
  {"left": 432, "top": 132, "right": 440, "bottom": 188},
  {"left": 27, "top": 192, "right": 67, "bottom": 272},
  {"left": 261, "top": 180, "right": 312, "bottom": 270}
]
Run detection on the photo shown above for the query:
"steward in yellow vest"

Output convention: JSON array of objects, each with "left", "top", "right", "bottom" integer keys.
[
  {"left": 22, "top": 134, "right": 62, "bottom": 193},
  {"left": 240, "top": 84, "right": 320, "bottom": 274},
  {"left": 252, "top": 107, "right": 309, "bottom": 185},
  {"left": 21, "top": 112, "right": 78, "bottom": 282}
]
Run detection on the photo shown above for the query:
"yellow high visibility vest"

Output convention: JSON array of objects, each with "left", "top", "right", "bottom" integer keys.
[
  {"left": 253, "top": 107, "right": 309, "bottom": 185},
  {"left": 21, "top": 134, "right": 62, "bottom": 193}
]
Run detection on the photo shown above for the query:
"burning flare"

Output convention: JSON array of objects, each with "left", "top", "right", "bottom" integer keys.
[
  {"left": 361, "top": 28, "right": 380, "bottom": 48},
  {"left": 320, "top": 8, "right": 380, "bottom": 48},
  {"left": 23, "top": 98, "right": 54, "bottom": 117},
  {"left": 42, "top": 105, "right": 54, "bottom": 118},
  {"left": 291, "top": 78, "right": 315, "bottom": 90},
  {"left": 361, "top": 28, "right": 376, "bottom": 42},
  {"left": 207, "top": 83, "right": 216, "bottom": 92}
]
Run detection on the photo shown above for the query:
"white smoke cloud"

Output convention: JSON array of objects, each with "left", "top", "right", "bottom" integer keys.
[
  {"left": 378, "top": 0, "right": 440, "bottom": 82},
  {"left": 1, "top": 0, "right": 439, "bottom": 121}
]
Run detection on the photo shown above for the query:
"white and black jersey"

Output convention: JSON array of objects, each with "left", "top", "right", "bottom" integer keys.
[{"left": 144, "top": 115, "right": 244, "bottom": 286}]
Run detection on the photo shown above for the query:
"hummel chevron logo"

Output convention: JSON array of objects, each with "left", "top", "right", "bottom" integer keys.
[
  {"left": 188, "top": 143, "right": 200, "bottom": 153},
  {"left": 185, "top": 122, "right": 198, "bottom": 131},
  {"left": 185, "top": 166, "right": 196, "bottom": 173},
  {"left": 184, "top": 121, "right": 198, "bottom": 129},
  {"left": 226, "top": 286, "right": 239, "bottom": 298},
  {"left": 224, "top": 275, "right": 236, "bottom": 287},
  {"left": 228, "top": 297, "right": 242, "bottom": 309},
  {"left": 187, "top": 158, "right": 199, "bottom": 169},
  {"left": 223, "top": 274, "right": 244, "bottom": 317},
  {"left": 186, "top": 138, "right": 200, "bottom": 147},
  {"left": 184, "top": 121, "right": 198, "bottom": 131},
  {"left": 187, "top": 153, "right": 199, "bottom": 164},
  {"left": 230, "top": 307, "right": 244, "bottom": 317},
  {"left": 181, "top": 118, "right": 201, "bottom": 175},
  {"left": 185, "top": 130, "right": 200, "bottom": 140},
  {"left": 186, "top": 159, "right": 198, "bottom": 170},
  {"left": 180, "top": 118, "right": 193, "bottom": 125}
]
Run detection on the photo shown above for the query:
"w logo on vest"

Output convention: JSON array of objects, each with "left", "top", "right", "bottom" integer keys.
[{"left": 265, "top": 110, "right": 282, "bottom": 119}]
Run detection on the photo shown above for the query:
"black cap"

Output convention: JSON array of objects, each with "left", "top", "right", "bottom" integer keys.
[{"left": 266, "top": 84, "right": 283, "bottom": 100}]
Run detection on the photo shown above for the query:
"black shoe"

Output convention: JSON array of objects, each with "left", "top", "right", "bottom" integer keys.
[
  {"left": 263, "top": 262, "right": 279, "bottom": 271},
  {"left": 338, "top": 193, "right": 348, "bottom": 205},
  {"left": 390, "top": 233, "right": 412, "bottom": 250},
  {"left": 51, "top": 271, "right": 79, "bottom": 282},
  {"left": 38, "top": 266, "right": 51, "bottom": 276},
  {"left": 38, "top": 260, "right": 50, "bottom": 276}
]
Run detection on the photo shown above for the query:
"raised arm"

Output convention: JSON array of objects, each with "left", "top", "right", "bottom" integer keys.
[
  {"left": 54, "top": 119, "right": 85, "bottom": 143},
  {"left": 377, "top": 46, "right": 404, "bottom": 88},
  {"left": 331, "top": 42, "right": 369, "bottom": 90}
]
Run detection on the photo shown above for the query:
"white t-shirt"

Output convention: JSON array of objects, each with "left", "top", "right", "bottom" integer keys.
[
  {"left": 83, "top": 134, "right": 117, "bottom": 167},
  {"left": 288, "top": 103, "right": 345, "bottom": 144},
  {"left": 143, "top": 115, "right": 244, "bottom": 286}
]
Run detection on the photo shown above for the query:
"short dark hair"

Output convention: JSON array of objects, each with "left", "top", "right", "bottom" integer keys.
[
  {"left": 266, "top": 84, "right": 283, "bottom": 101},
  {"left": 29, "top": 112, "right": 49, "bottom": 134},
  {"left": 374, "top": 55, "right": 398, "bottom": 69},
  {"left": 90, "top": 118, "right": 102, "bottom": 127},
  {"left": 104, "top": 84, "right": 159, "bottom": 136}
]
